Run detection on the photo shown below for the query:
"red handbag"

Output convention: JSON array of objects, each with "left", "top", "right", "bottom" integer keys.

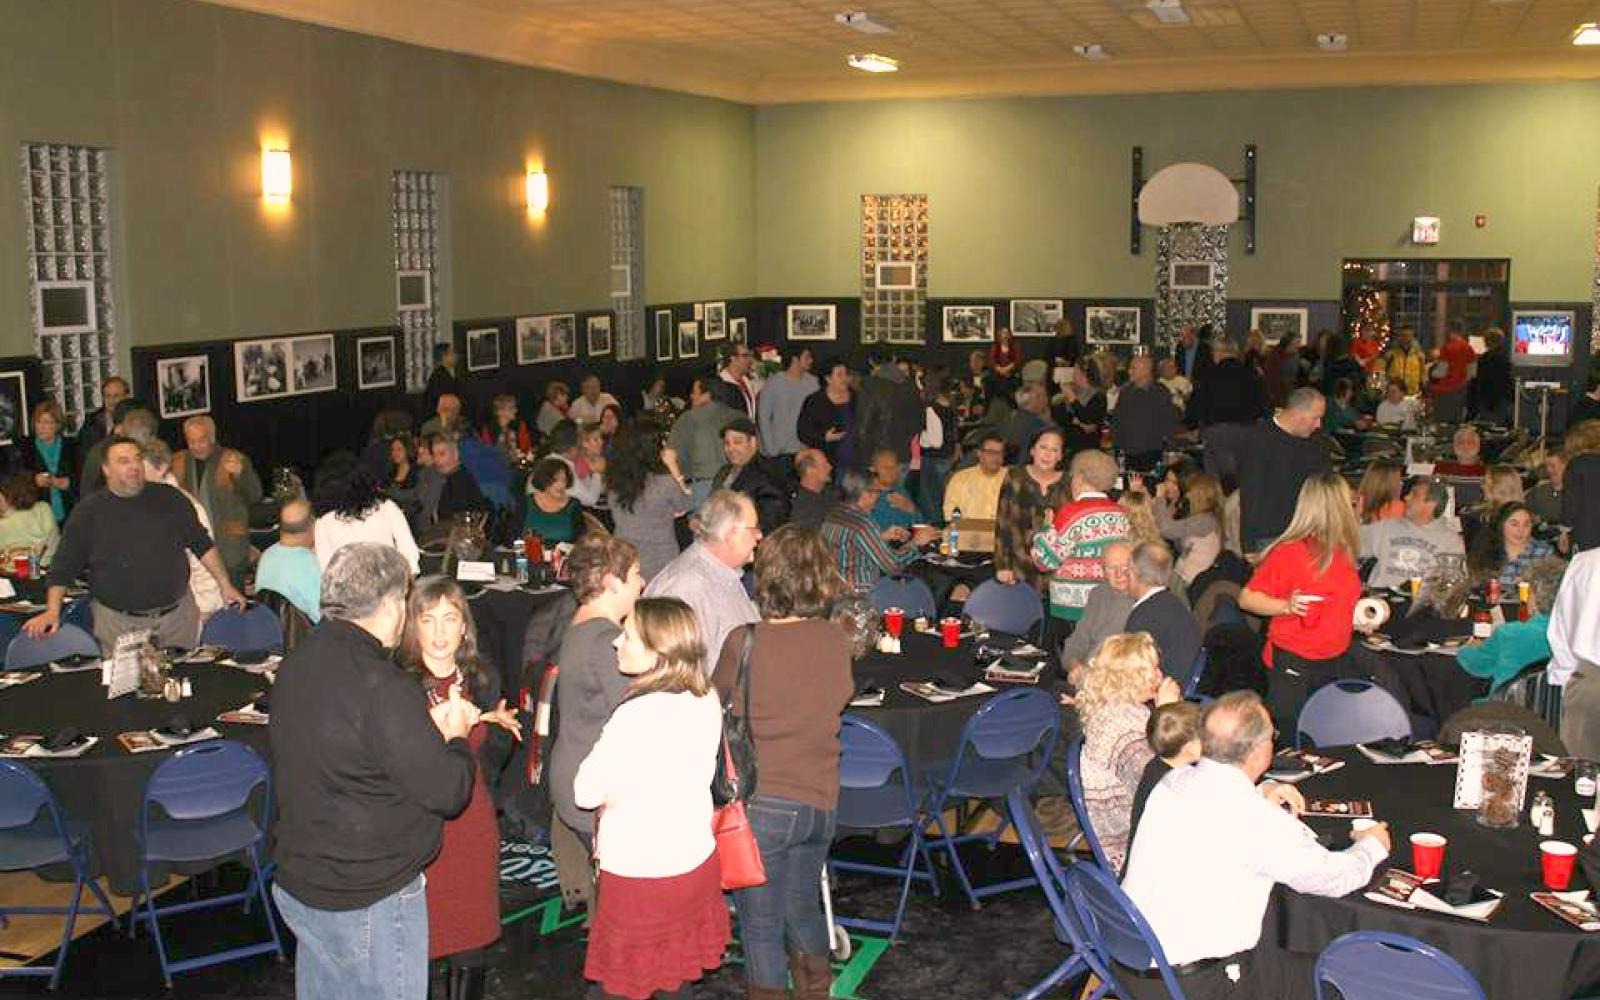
[{"left": 712, "top": 741, "right": 767, "bottom": 890}]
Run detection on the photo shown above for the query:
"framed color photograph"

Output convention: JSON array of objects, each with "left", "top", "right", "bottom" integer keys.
[
  {"left": 234, "top": 338, "right": 293, "bottom": 403},
  {"left": 704, "top": 302, "right": 727, "bottom": 341},
  {"left": 586, "top": 315, "right": 613, "bottom": 357},
  {"left": 357, "top": 336, "right": 398, "bottom": 390},
  {"left": 290, "top": 335, "right": 337, "bottom": 395},
  {"left": 516, "top": 316, "right": 548, "bottom": 365},
  {"left": 1169, "top": 261, "right": 1216, "bottom": 291},
  {"left": 466, "top": 327, "right": 500, "bottom": 372},
  {"left": 1250, "top": 307, "right": 1309, "bottom": 344},
  {"left": 396, "top": 270, "right": 431, "bottom": 312},
  {"left": 876, "top": 261, "right": 917, "bottom": 290},
  {"left": 0, "top": 372, "right": 28, "bottom": 446},
  {"left": 787, "top": 304, "right": 837, "bottom": 341},
  {"left": 942, "top": 305, "right": 995, "bottom": 343},
  {"left": 655, "top": 310, "right": 674, "bottom": 361},
  {"left": 548, "top": 314, "right": 577, "bottom": 361},
  {"left": 1010, "top": 299, "right": 1064, "bottom": 337},
  {"left": 156, "top": 355, "right": 210, "bottom": 419},
  {"left": 1084, "top": 306, "right": 1141, "bottom": 346},
  {"left": 677, "top": 320, "right": 700, "bottom": 359}
]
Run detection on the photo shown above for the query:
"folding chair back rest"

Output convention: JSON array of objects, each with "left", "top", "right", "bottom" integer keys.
[
  {"left": 1313, "top": 931, "right": 1487, "bottom": 1000},
  {"left": 146, "top": 742, "right": 269, "bottom": 822}
]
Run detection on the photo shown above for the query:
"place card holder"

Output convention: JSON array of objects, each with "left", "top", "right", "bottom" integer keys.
[
  {"left": 104, "top": 628, "right": 148, "bottom": 700},
  {"left": 1454, "top": 728, "right": 1532, "bottom": 825}
]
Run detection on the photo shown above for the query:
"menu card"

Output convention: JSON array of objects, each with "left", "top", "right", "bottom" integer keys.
[
  {"left": 1367, "top": 869, "right": 1504, "bottom": 922},
  {"left": 104, "top": 629, "right": 148, "bottom": 700}
]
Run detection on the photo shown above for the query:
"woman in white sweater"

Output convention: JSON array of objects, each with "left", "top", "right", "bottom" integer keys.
[
  {"left": 310, "top": 452, "right": 420, "bottom": 574},
  {"left": 575, "top": 597, "right": 727, "bottom": 1000}
]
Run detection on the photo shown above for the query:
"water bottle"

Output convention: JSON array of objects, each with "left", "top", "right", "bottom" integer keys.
[
  {"left": 27, "top": 551, "right": 38, "bottom": 579},
  {"left": 947, "top": 508, "right": 962, "bottom": 558}
]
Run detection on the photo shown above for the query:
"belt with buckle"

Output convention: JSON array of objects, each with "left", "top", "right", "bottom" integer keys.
[{"left": 116, "top": 600, "right": 182, "bottom": 619}]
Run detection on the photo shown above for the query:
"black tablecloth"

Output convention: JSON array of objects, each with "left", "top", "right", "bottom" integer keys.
[
  {"left": 1353, "top": 643, "right": 1490, "bottom": 727},
  {"left": 465, "top": 585, "right": 573, "bottom": 700},
  {"left": 849, "top": 628, "right": 1071, "bottom": 775},
  {"left": 0, "top": 665, "right": 269, "bottom": 894},
  {"left": 905, "top": 553, "right": 997, "bottom": 617},
  {"left": 1269, "top": 749, "right": 1600, "bottom": 1000}
]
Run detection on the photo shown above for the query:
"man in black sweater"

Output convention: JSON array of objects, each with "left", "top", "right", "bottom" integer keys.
[
  {"left": 1124, "top": 542, "right": 1203, "bottom": 685},
  {"left": 26, "top": 436, "right": 245, "bottom": 651},
  {"left": 430, "top": 434, "right": 490, "bottom": 521},
  {"left": 1112, "top": 355, "right": 1178, "bottom": 472},
  {"left": 1236, "top": 387, "right": 1332, "bottom": 553},
  {"left": 853, "top": 358, "right": 922, "bottom": 472},
  {"left": 271, "top": 543, "right": 478, "bottom": 1000},
  {"left": 712, "top": 418, "right": 790, "bottom": 533},
  {"left": 1189, "top": 339, "right": 1266, "bottom": 480}
]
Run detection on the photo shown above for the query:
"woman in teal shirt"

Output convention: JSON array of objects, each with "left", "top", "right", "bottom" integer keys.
[
  {"left": 19, "top": 401, "right": 77, "bottom": 523},
  {"left": 1457, "top": 555, "right": 1565, "bottom": 695},
  {"left": 523, "top": 457, "right": 584, "bottom": 544}
]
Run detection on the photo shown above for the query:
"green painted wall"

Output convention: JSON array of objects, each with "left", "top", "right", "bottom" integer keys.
[
  {"left": 0, "top": 0, "right": 756, "bottom": 358},
  {"left": 754, "top": 84, "right": 1600, "bottom": 303}
]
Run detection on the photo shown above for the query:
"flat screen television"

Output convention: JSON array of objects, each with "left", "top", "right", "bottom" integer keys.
[{"left": 1511, "top": 310, "right": 1575, "bottom": 368}]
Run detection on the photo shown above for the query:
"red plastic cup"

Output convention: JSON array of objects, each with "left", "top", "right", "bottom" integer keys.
[
  {"left": 1410, "top": 832, "right": 1447, "bottom": 880},
  {"left": 940, "top": 617, "right": 961, "bottom": 650},
  {"left": 11, "top": 555, "right": 28, "bottom": 580},
  {"left": 1299, "top": 593, "right": 1325, "bottom": 630},
  {"left": 884, "top": 607, "right": 905, "bottom": 639},
  {"left": 1542, "top": 840, "right": 1578, "bottom": 890}
]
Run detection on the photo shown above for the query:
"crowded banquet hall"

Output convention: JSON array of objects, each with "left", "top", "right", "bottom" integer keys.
[{"left": 4, "top": 2, "right": 1600, "bottom": 999}]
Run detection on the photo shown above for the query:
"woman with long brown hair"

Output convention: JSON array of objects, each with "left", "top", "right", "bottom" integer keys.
[
  {"left": 994, "top": 427, "right": 1070, "bottom": 590},
  {"left": 1354, "top": 458, "right": 1405, "bottom": 524},
  {"left": 1239, "top": 472, "right": 1364, "bottom": 730},
  {"left": 399, "top": 576, "right": 522, "bottom": 1000}
]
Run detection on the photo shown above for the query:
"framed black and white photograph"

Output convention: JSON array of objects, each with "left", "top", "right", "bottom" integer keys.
[
  {"left": 548, "top": 314, "right": 577, "bottom": 361},
  {"left": 1085, "top": 306, "right": 1142, "bottom": 346},
  {"left": 876, "top": 261, "right": 917, "bottom": 290},
  {"left": 156, "top": 355, "right": 210, "bottom": 419},
  {"left": 396, "top": 270, "right": 431, "bottom": 312},
  {"left": 787, "top": 304, "right": 837, "bottom": 341},
  {"left": 1010, "top": 299, "right": 1064, "bottom": 337},
  {"left": 357, "top": 336, "right": 397, "bottom": 390},
  {"left": 1169, "top": 261, "right": 1216, "bottom": 291},
  {"left": 704, "top": 302, "right": 727, "bottom": 341},
  {"left": 655, "top": 310, "right": 674, "bottom": 361},
  {"left": 586, "top": 315, "right": 613, "bottom": 357},
  {"left": 234, "top": 338, "right": 292, "bottom": 402},
  {"left": 290, "top": 334, "right": 338, "bottom": 395},
  {"left": 1250, "top": 307, "right": 1309, "bottom": 344},
  {"left": 35, "top": 280, "right": 97, "bottom": 335},
  {"left": 677, "top": 320, "right": 700, "bottom": 359},
  {"left": 942, "top": 305, "right": 995, "bottom": 343},
  {"left": 516, "top": 316, "right": 547, "bottom": 365},
  {"left": 466, "top": 327, "right": 500, "bottom": 372},
  {"left": 729, "top": 317, "right": 747, "bottom": 345},
  {"left": 0, "top": 372, "right": 28, "bottom": 446}
]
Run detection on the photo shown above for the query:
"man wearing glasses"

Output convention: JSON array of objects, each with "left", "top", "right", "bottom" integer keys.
[{"left": 942, "top": 430, "right": 1008, "bottom": 523}]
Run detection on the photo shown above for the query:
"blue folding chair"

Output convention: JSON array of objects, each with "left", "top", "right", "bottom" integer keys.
[
  {"left": 1065, "top": 861, "right": 1192, "bottom": 1000},
  {"left": 0, "top": 760, "right": 118, "bottom": 989},
  {"left": 1314, "top": 930, "right": 1486, "bottom": 1000},
  {"left": 4, "top": 622, "right": 100, "bottom": 671},
  {"left": 869, "top": 575, "right": 938, "bottom": 619},
  {"left": 1007, "top": 788, "right": 1114, "bottom": 1000},
  {"left": 198, "top": 604, "right": 284, "bottom": 655},
  {"left": 963, "top": 579, "right": 1044, "bottom": 638},
  {"left": 923, "top": 688, "right": 1061, "bottom": 908},
  {"left": 1180, "top": 648, "right": 1209, "bottom": 699},
  {"left": 1296, "top": 679, "right": 1411, "bottom": 749},
  {"left": 132, "top": 741, "right": 284, "bottom": 986},
  {"left": 1063, "top": 735, "right": 1112, "bottom": 871},
  {"left": 828, "top": 716, "right": 940, "bottom": 942}
]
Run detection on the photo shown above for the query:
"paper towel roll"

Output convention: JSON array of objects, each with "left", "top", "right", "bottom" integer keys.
[{"left": 1353, "top": 597, "right": 1391, "bottom": 629}]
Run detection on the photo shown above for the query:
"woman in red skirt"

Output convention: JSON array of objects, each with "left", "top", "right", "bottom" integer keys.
[
  {"left": 575, "top": 597, "right": 728, "bottom": 999},
  {"left": 402, "top": 577, "right": 524, "bottom": 1000}
]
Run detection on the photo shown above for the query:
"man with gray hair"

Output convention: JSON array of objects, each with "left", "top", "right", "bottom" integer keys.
[
  {"left": 1360, "top": 475, "right": 1465, "bottom": 591},
  {"left": 643, "top": 489, "right": 762, "bottom": 670},
  {"left": 270, "top": 543, "right": 479, "bottom": 1000},
  {"left": 820, "top": 470, "right": 940, "bottom": 589},
  {"left": 1236, "top": 386, "right": 1331, "bottom": 553},
  {"left": 1123, "top": 542, "right": 1202, "bottom": 685},
  {"left": 172, "top": 414, "right": 264, "bottom": 582},
  {"left": 1121, "top": 691, "right": 1390, "bottom": 1000}
]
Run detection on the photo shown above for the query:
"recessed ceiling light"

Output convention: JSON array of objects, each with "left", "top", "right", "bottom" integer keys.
[
  {"left": 1146, "top": 0, "right": 1190, "bottom": 26},
  {"left": 1072, "top": 43, "right": 1111, "bottom": 60},
  {"left": 1575, "top": 22, "right": 1600, "bottom": 45},
  {"left": 847, "top": 53, "right": 899, "bottom": 73},
  {"left": 834, "top": 10, "right": 895, "bottom": 35},
  {"left": 1316, "top": 32, "right": 1349, "bottom": 52}
]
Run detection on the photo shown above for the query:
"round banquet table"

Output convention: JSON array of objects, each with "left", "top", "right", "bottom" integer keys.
[
  {"left": 849, "top": 628, "right": 1074, "bottom": 776},
  {"left": 0, "top": 664, "right": 269, "bottom": 895},
  {"left": 905, "top": 553, "right": 997, "bottom": 617},
  {"left": 464, "top": 583, "right": 574, "bottom": 699},
  {"left": 1266, "top": 749, "right": 1600, "bottom": 1000}
]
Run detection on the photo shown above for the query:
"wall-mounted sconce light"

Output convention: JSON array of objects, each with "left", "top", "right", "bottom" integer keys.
[
  {"left": 525, "top": 170, "right": 549, "bottom": 214},
  {"left": 263, "top": 149, "right": 292, "bottom": 201}
]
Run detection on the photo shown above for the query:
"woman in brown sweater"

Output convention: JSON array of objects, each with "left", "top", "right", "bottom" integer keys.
[
  {"left": 993, "top": 426, "right": 1071, "bottom": 589},
  {"left": 712, "top": 526, "right": 854, "bottom": 1000}
]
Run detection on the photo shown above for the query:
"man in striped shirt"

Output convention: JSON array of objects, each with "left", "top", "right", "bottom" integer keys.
[{"left": 821, "top": 470, "right": 940, "bottom": 589}]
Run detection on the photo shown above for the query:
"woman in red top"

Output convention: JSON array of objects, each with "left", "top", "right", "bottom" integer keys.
[
  {"left": 402, "top": 577, "right": 524, "bottom": 1000},
  {"left": 1239, "top": 472, "right": 1363, "bottom": 733},
  {"left": 989, "top": 327, "right": 1022, "bottom": 380}
]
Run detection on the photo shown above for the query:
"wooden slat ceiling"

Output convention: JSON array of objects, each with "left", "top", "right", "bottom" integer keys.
[{"left": 197, "top": 0, "right": 1600, "bottom": 103}]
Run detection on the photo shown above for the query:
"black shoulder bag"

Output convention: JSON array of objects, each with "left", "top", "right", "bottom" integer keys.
[{"left": 711, "top": 624, "right": 760, "bottom": 808}]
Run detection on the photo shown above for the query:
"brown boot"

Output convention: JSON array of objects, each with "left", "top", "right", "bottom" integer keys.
[
  {"left": 745, "top": 982, "right": 791, "bottom": 1000},
  {"left": 788, "top": 952, "right": 834, "bottom": 1000}
]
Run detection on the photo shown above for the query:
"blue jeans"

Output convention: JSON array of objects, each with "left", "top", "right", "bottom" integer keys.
[
  {"left": 919, "top": 456, "right": 952, "bottom": 525},
  {"left": 273, "top": 875, "right": 428, "bottom": 1000},
  {"left": 734, "top": 796, "right": 836, "bottom": 989}
]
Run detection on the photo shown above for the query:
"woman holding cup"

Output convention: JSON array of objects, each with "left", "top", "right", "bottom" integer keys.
[{"left": 1239, "top": 473, "right": 1364, "bottom": 733}]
